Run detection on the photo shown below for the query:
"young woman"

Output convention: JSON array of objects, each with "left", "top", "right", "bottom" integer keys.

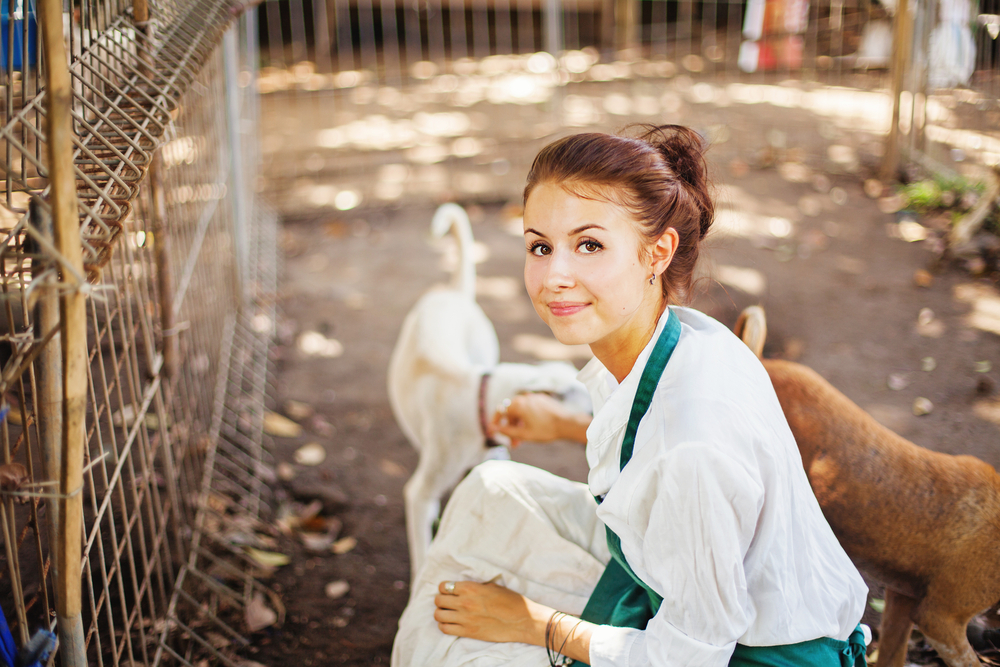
[{"left": 391, "top": 126, "right": 868, "bottom": 667}]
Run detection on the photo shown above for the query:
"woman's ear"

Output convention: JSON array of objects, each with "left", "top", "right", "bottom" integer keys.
[{"left": 650, "top": 227, "right": 679, "bottom": 276}]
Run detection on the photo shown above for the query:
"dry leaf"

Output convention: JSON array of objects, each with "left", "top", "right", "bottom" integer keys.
[
  {"left": 284, "top": 400, "right": 314, "bottom": 421},
  {"left": 301, "top": 532, "right": 336, "bottom": 553},
  {"left": 246, "top": 547, "right": 291, "bottom": 568},
  {"left": 913, "top": 397, "right": 934, "bottom": 416},
  {"left": 332, "top": 536, "right": 357, "bottom": 554},
  {"left": 294, "top": 443, "right": 327, "bottom": 465},
  {"left": 325, "top": 580, "right": 350, "bottom": 599},
  {"left": 263, "top": 412, "right": 303, "bottom": 438},
  {"left": 245, "top": 592, "right": 277, "bottom": 632},
  {"left": 379, "top": 459, "right": 408, "bottom": 478},
  {"left": 0, "top": 462, "right": 28, "bottom": 490},
  {"left": 276, "top": 462, "right": 295, "bottom": 482}
]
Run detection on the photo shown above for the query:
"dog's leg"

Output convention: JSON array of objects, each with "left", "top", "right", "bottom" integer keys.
[
  {"left": 878, "top": 588, "right": 919, "bottom": 667},
  {"left": 403, "top": 456, "right": 442, "bottom": 583},
  {"left": 915, "top": 602, "right": 983, "bottom": 667}
]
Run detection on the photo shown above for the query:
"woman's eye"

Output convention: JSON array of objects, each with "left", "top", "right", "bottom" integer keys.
[
  {"left": 580, "top": 240, "right": 602, "bottom": 254},
  {"left": 528, "top": 243, "right": 550, "bottom": 256}
]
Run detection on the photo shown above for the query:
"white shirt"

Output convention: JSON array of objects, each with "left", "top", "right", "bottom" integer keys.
[{"left": 578, "top": 307, "right": 868, "bottom": 667}]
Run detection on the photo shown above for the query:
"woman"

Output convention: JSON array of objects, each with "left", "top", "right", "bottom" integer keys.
[{"left": 392, "top": 125, "right": 868, "bottom": 667}]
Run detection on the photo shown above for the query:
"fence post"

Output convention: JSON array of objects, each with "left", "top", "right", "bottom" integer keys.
[
  {"left": 543, "top": 0, "right": 563, "bottom": 57},
  {"left": 881, "top": 0, "right": 913, "bottom": 182},
  {"left": 224, "top": 25, "right": 250, "bottom": 299},
  {"left": 37, "top": 0, "right": 88, "bottom": 663},
  {"left": 30, "top": 200, "right": 63, "bottom": 642}
]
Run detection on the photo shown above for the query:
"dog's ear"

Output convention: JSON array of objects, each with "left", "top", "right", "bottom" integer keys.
[{"left": 735, "top": 306, "right": 767, "bottom": 359}]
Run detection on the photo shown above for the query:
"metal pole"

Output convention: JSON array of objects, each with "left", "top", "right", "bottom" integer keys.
[
  {"left": 224, "top": 25, "right": 249, "bottom": 299},
  {"left": 37, "top": 0, "right": 87, "bottom": 662}
]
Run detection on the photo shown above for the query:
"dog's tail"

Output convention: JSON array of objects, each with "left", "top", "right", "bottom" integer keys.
[
  {"left": 734, "top": 306, "right": 767, "bottom": 359},
  {"left": 431, "top": 203, "right": 476, "bottom": 299}
]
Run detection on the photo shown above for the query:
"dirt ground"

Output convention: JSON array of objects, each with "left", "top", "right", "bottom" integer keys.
[{"left": 244, "top": 82, "right": 1000, "bottom": 666}]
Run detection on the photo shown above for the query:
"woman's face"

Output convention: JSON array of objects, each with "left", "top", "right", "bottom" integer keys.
[{"left": 523, "top": 182, "right": 665, "bottom": 367}]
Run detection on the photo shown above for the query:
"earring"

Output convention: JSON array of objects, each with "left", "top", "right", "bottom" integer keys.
[{"left": 649, "top": 274, "right": 656, "bottom": 285}]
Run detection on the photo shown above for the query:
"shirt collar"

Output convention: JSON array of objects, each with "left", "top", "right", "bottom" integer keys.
[{"left": 580, "top": 307, "right": 675, "bottom": 495}]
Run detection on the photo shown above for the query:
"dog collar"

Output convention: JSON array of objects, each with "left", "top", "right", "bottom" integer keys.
[{"left": 478, "top": 373, "right": 502, "bottom": 448}]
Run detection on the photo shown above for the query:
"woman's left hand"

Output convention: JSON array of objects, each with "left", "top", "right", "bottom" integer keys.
[{"left": 433, "top": 580, "right": 549, "bottom": 645}]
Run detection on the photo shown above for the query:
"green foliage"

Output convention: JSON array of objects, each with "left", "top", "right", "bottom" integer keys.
[{"left": 898, "top": 174, "right": 985, "bottom": 213}]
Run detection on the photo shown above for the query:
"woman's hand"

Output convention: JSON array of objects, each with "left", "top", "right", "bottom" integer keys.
[
  {"left": 433, "top": 580, "right": 548, "bottom": 644},
  {"left": 434, "top": 580, "right": 594, "bottom": 663},
  {"left": 488, "top": 393, "right": 591, "bottom": 447}
]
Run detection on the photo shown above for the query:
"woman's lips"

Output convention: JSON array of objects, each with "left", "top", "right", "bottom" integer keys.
[{"left": 548, "top": 302, "right": 588, "bottom": 316}]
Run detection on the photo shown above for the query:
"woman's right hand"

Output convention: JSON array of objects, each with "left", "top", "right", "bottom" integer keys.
[{"left": 488, "top": 393, "right": 591, "bottom": 447}]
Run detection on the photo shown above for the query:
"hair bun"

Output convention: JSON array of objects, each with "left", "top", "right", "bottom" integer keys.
[{"left": 638, "top": 125, "right": 713, "bottom": 239}]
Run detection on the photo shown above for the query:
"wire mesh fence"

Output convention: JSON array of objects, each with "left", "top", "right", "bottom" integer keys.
[{"left": 0, "top": 0, "right": 276, "bottom": 664}]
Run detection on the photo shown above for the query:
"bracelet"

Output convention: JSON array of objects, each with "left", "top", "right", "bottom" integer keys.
[{"left": 545, "top": 610, "right": 582, "bottom": 667}]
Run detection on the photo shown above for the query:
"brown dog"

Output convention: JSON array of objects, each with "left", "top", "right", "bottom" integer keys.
[{"left": 735, "top": 306, "right": 1000, "bottom": 667}]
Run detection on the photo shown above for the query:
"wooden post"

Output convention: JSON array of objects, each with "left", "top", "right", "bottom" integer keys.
[
  {"left": 30, "top": 200, "right": 63, "bottom": 629},
  {"left": 37, "top": 0, "right": 87, "bottom": 662},
  {"left": 614, "top": 0, "right": 638, "bottom": 53},
  {"left": 881, "top": 0, "right": 913, "bottom": 182}
]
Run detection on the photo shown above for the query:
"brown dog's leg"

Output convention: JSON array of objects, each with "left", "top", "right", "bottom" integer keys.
[
  {"left": 916, "top": 607, "right": 982, "bottom": 667},
  {"left": 878, "top": 588, "right": 919, "bottom": 667}
]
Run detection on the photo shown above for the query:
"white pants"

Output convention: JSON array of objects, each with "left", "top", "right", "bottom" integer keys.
[{"left": 392, "top": 460, "right": 610, "bottom": 667}]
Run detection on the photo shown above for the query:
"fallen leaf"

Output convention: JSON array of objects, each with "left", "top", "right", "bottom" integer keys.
[
  {"left": 301, "top": 532, "right": 336, "bottom": 553},
  {"left": 0, "top": 462, "right": 28, "bottom": 490},
  {"left": 245, "top": 593, "right": 277, "bottom": 632},
  {"left": 205, "top": 631, "right": 231, "bottom": 648},
  {"left": 887, "top": 374, "right": 909, "bottom": 391},
  {"left": 921, "top": 357, "right": 936, "bottom": 372},
  {"left": 975, "top": 360, "right": 992, "bottom": 373},
  {"left": 246, "top": 548, "right": 291, "bottom": 568},
  {"left": 913, "top": 269, "right": 933, "bottom": 288},
  {"left": 297, "top": 499, "right": 324, "bottom": 522},
  {"left": 379, "top": 459, "right": 408, "bottom": 478},
  {"left": 284, "top": 400, "right": 314, "bottom": 421},
  {"left": 294, "top": 443, "right": 327, "bottom": 466},
  {"left": 264, "top": 412, "right": 303, "bottom": 438},
  {"left": 869, "top": 598, "right": 886, "bottom": 613},
  {"left": 276, "top": 462, "right": 295, "bottom": 481},
  {"left": 325, "top": 580, "right": 350, "bottom": 599},
  {"left": 912, "top": 397, "right": 934, "bottom": 416},
  {"left": 332, "top": 536, "right": 357, "bottom": 554}
]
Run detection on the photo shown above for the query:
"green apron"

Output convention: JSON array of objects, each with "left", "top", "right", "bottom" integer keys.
[{"left": 577, "top": 310, "right": 867, "bottom": 667}]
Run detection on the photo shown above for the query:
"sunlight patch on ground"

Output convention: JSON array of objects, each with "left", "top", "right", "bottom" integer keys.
[
  {"left": 954, "top": 283, "right": 1000, "bottom": 336},
  {"left": 297, "top": 331, "right": 344, "bottom": 358},
  {"left": 715, "top": 265, "right": 767, "bottom": 296},
  {"left": 511, "top": 333, "right": 593, "bottom": 362}
]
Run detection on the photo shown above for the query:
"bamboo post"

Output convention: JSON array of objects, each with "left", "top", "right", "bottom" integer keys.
[
  {"left": 37, "top": 0, "right": 87, "bottom": 662},
  {"left": 29, "top": 199, "right": 63, "bottom": 626},
  {"left": 881, "top": 0, "right": 913, "bottom": 182},
  {"left": 614, "top": 0, "right": 637, "bottom": 53}
]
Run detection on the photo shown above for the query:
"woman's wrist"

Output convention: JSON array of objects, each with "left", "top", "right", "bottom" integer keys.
[
  {"left": 557, "top": 410, "right": 592, "bottom": 444},
  {"left": 545, "top": 611, "right": 593, "bottom": 664}
]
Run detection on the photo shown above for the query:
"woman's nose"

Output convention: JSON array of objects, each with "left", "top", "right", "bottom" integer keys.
[{"left": 543, "top": 249, "right": 575, "bottom": 290}]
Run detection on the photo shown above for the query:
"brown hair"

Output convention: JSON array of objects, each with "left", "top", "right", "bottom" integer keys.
[{"left": 523, "top": 125, "right": 713, "bottom": 304}]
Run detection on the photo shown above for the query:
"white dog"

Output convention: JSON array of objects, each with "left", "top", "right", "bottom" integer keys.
[{"left": 388, "top": 203, "right": 589, "bottom": 580}]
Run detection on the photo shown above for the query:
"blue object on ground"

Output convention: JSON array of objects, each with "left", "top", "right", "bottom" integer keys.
[{"left": 0, "top": 0, "right": 38, "bottom": 71}]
